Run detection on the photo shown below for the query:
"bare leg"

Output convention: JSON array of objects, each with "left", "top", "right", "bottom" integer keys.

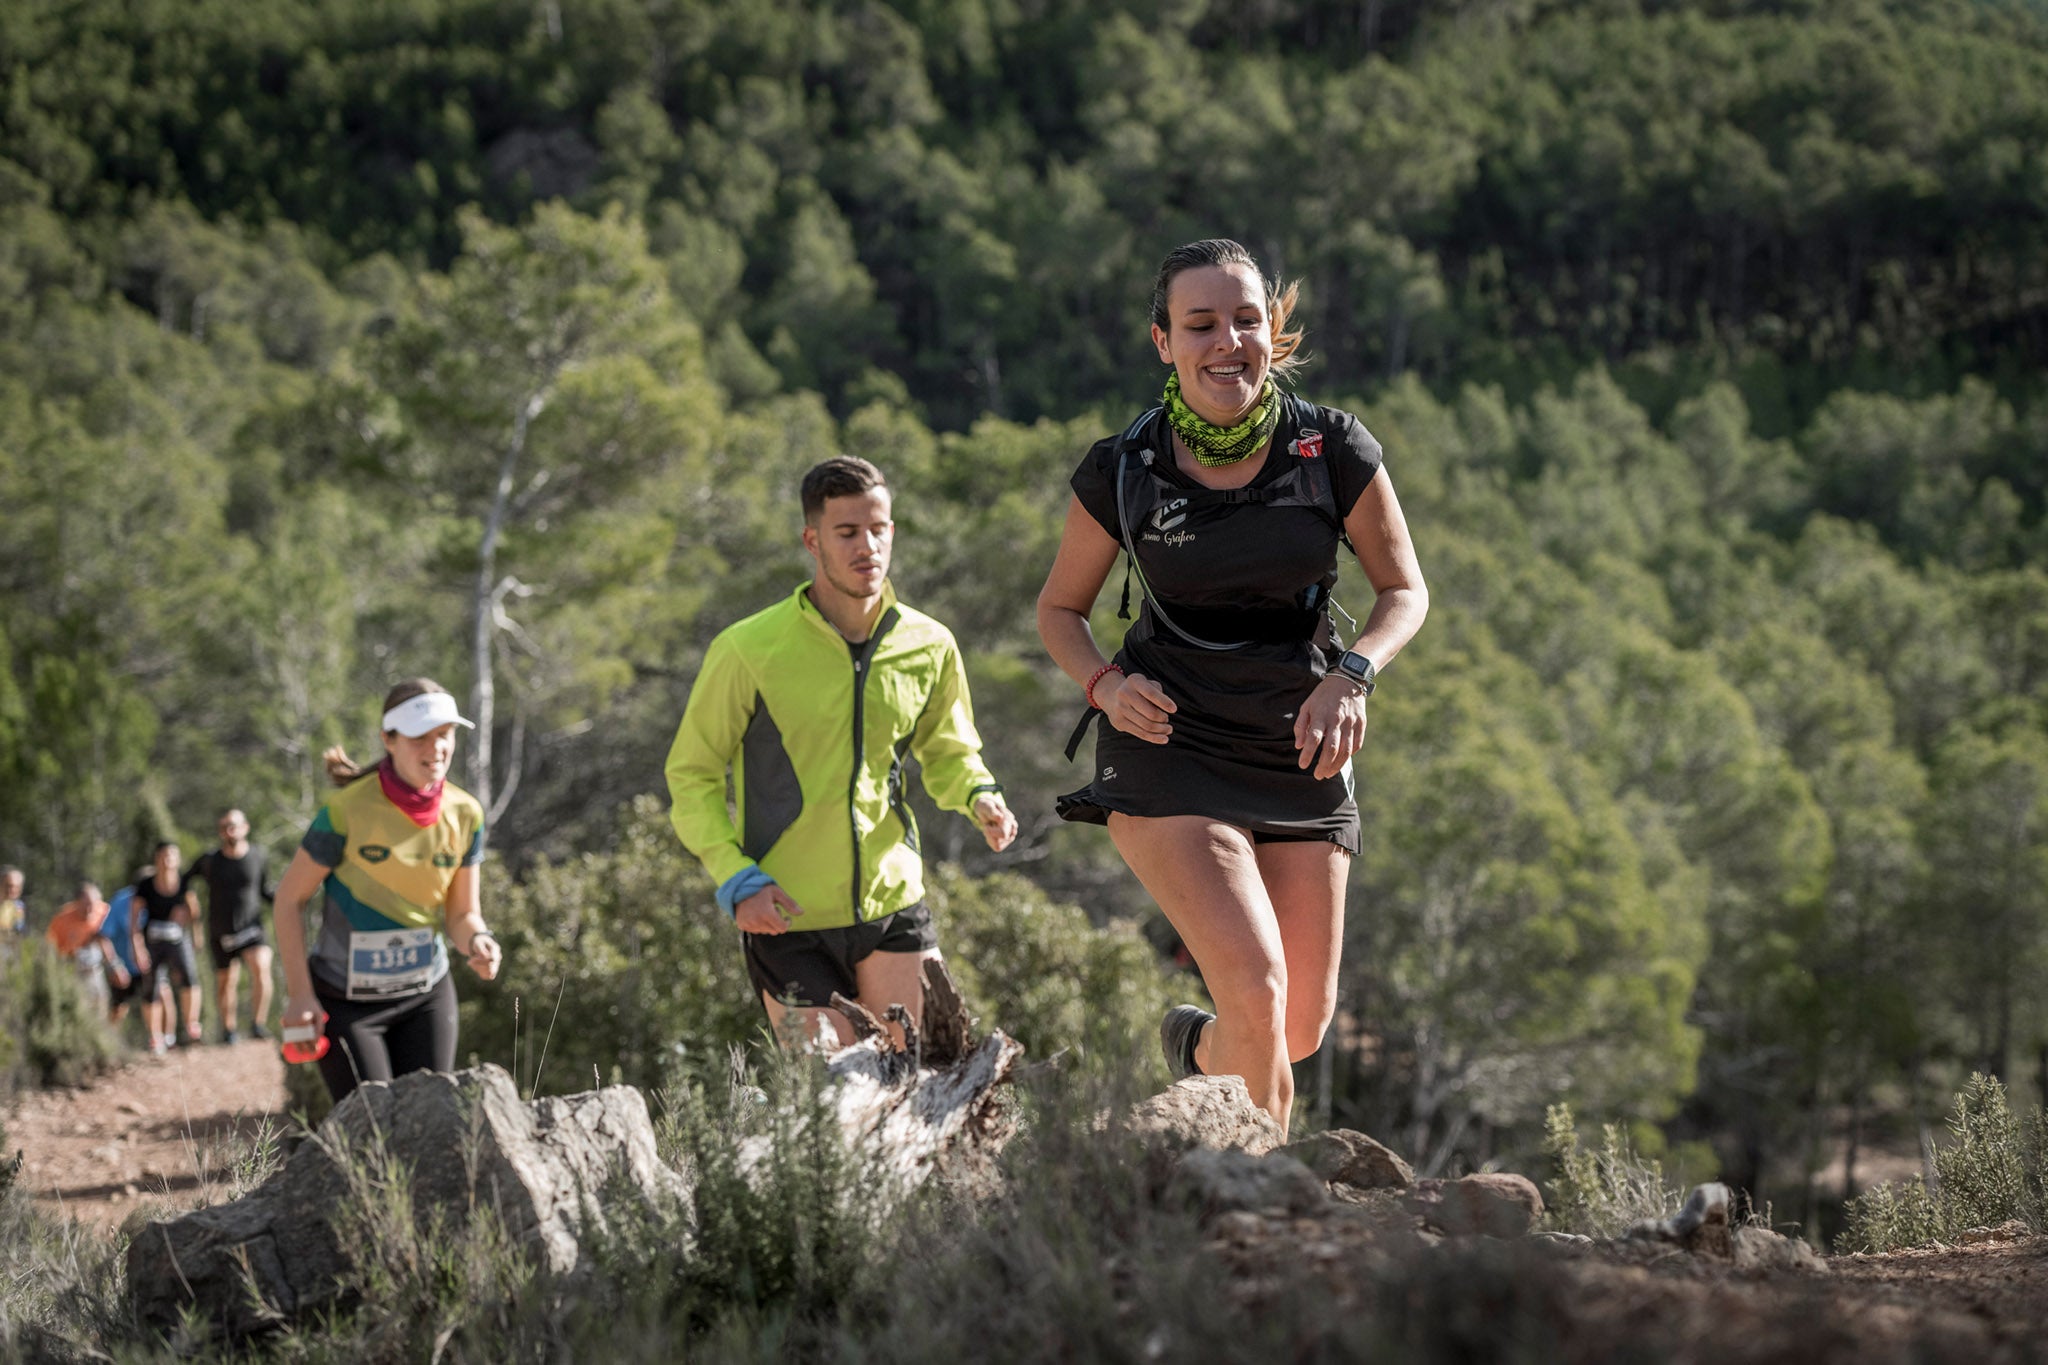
[
  {"left": 1108, "top": 814, "right": 1292, "bottom": 1128},
  {"left": 143, "top": 982, "right": 167, "bottom": 1046},
  {"left": 1252, "top": 841, "right": 1349, "bottom": 1062},
  {"left": 181, "top": 985, "right": 202, "bottom": 1037},
  {"left": 245, "top": 945, "right": 275, "bottom": 1026},
  {"left": 854, "top": 947, "right": 942, "bottom": 1049},
  {"left": 215, "top": 963, "right": 239, "bottom": 1034}
]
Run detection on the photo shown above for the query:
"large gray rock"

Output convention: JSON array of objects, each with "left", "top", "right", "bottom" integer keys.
[
  {"left": 1169, "top": 1149, "right": 1328, "bottom": 1223},
  {"left": 1279, "top": 1129, "right": 1414, "bottom": 1191},
  {"left": 127, "top": 1064, "right": 686, "bottom": 1336},
  {"left": 1123, "top": 1076, "right": 1285, "bottom": 1157},
  {"left": 1409, "top": 1173, "right": 1545, "bottom": 1238}
]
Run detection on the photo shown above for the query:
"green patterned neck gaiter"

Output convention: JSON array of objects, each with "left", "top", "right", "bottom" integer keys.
[{"left": 1162, "top": 372, "right": 1281, "bottom": 467}]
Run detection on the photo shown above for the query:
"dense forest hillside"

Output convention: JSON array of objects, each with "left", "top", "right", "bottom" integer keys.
[{"left": 4, "top": 0, "right": 2047, "bottom": 1230}]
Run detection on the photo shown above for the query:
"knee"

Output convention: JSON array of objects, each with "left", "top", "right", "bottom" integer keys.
[
  {"left": 1209, "top": 966, "right": 1287, "bottom": 1036},
  {"left": 1285, "top": 992, "right": 1337, "bottom": 1064}
]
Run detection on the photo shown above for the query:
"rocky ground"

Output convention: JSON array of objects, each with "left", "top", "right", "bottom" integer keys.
[{"left": 5, "top": 1051, "right": 2045, "bottom": 1361}]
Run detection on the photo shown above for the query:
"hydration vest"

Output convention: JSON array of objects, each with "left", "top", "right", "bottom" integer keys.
[{"left": 1111, "top": 395, "right": 1351, "bottom": 651}]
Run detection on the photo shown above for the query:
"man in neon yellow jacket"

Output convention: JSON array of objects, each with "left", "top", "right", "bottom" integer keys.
[{"left": 667, "top": 456, "right": 1018, "bottom": 1048}]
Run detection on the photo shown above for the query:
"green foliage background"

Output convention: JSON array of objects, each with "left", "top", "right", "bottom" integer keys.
[{"left": 3, "top": 0, "right": 2048, "bottom": 1231}]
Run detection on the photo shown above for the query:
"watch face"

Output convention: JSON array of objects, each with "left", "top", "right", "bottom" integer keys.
[{"left": 1339, "top": 651, "right": 1376, "bottom": 683}]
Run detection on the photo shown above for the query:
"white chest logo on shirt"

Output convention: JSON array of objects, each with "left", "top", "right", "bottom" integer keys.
[{"left": 1150, "top": 499, "right": 1190, "bottom": 532}]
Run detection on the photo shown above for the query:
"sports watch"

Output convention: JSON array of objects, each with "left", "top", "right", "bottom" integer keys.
[{"left": 1333, "top": 650, "right": 1377, "bottom": 696}]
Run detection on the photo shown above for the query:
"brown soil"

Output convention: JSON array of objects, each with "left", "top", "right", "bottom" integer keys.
[{"left": 3, "top": 1038, "right": 290, "bottom": 1227}]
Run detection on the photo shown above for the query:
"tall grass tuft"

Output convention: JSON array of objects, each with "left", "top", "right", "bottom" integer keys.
[
  {"left": 1539, "top": 1102, "right": 1681, "bottom": 1237},
  {"left": 1839, "top": 1074, "right": 2048, "bottom": 1253}
]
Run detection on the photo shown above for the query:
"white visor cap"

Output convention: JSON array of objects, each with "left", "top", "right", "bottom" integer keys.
[{"left": 382, "top": 691, "right": 476, "bottom": 738}]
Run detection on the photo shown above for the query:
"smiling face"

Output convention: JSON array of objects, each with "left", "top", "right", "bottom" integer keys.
[
  {"left": 802, "top": 487, "right": 894, "bottom": 606},
  {"left": 382, "top": 723, "right": 459, "bottom": 790},
  {"left": 1151, "top": 262, "right": 1273, "bottom": 427}
]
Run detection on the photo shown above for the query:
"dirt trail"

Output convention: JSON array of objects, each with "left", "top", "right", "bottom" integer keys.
[{"left": 3, "top": 1039, "right": 291, "bottom": 1227}]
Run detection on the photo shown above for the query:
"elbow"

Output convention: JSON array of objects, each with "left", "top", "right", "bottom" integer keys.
[{"left": 1035, "top": 589, "right": 1078, "bottom": 650}]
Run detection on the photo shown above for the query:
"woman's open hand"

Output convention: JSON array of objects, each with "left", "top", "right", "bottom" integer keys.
[
  {"left": 1294, "top": 675, "right": 1369, "bottom": 779},
  {"left": 1099, "top": 671, "right": 1176, "bottom": 745}
]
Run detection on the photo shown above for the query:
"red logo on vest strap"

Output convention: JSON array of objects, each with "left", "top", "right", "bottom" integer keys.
[{"left": 1296, "top": 430, "right": 1324, "bottom": 459}]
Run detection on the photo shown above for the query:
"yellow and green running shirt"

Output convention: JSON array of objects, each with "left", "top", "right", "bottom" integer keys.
[{"left": 299, "top": 772, "right": 486, "bottom": 1000}]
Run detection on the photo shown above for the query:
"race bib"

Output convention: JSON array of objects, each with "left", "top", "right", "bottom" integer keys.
[
  {"left": 220, "top": 923, "right": 266, "bottom": 955},
  {"left": 145, "top": 920, "right": 186, "bottom": 943},
  {"left": 346, "top": 927, "right": 439, "bottom": 999}
]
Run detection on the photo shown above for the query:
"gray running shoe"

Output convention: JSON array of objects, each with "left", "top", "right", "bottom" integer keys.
[{"left": 1160, "top": 1005, "right": 1213, "bottom": 1080}]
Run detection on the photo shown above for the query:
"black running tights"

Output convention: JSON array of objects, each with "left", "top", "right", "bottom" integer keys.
[{"left": 312, "top": 972, "right": 459, "bottom": 1105}]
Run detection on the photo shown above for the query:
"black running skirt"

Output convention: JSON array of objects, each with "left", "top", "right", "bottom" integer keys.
[{"left": 1057, "top": 632, "right": 1361, "bottom": 855}]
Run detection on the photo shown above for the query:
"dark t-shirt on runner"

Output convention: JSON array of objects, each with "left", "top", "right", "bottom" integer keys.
[
  {"left": 132, "top": 875, "right": 190, "bottom": 944},
  {"left": 188, "top": 847, "right": 273, "bottom": 942}
]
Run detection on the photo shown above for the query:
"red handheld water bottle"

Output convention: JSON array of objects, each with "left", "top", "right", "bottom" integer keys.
[{"left": 281, "top": 1016, "right": 329, "bottom": 1065}]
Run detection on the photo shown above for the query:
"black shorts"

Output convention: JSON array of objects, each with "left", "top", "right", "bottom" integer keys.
[
  {"left": 143, "top": 934, "right": 198, "bottom": 993},
  {"left": 107, "top": 962, "right": 150, "bottom": 1006},
  {"left": 743, "top": 902, "right": 939, "bottom": 1009},
  {"left": 211, "top": 923, "right": 269, "bottom": 964}
]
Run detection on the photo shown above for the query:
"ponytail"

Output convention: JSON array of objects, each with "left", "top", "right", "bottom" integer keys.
[{"left": 324, "top": 745, "right": 375, "bottom": 787}]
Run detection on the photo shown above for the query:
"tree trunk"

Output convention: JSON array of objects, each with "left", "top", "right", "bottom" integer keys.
[{"left": 468, "top": 392, "right": 547, "bottom": 814}]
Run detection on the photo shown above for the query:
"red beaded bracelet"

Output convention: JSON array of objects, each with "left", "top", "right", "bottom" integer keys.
[{"left": 1085, "top": 663, "right": 1125, "bottom": 709}]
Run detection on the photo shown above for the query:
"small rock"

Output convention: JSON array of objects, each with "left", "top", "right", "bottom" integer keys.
[
  {"left": 1957, "top": 1219, "right": 2028, "bottom": 1246},
  {"left": 1169, "top": 1149, "right": 1327, "bottom": 1223},
  {"left": 1408, "top": 1173, "right": 1544, "bottom": 1238},
  {"left": 1123, "top": 1076, "right": 1284, "bottom": 1156},
  {"left": 1278, "top": 1129, "right": 1413, "bottom": 1191},
  {"left": 1533, "top": 1230, "right": 1593, "bottom": 1247},
  {"left": 1731, "top": 1225, "right": 1827, "bottom": 1273}
]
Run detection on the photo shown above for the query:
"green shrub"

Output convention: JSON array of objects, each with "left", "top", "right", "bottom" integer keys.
[
  {"left": 1539, "top": 1102, "right": 1681, "bottom": 1237},
  {"left": 460, "top": 795, "right": 759, "bottom": 1097},
  {"left": 1838, "top": 1074, "right": 2048, "bottom": 1253},
  {"left": 1, "top": 943, "right": 117, "bottom": 1089},
  {"left": 1838, "top": 1173, "right": 1944, "bottom": 1255},
  {"left": 926, "top": 864, "right": 1175, "bottom": 1084}
]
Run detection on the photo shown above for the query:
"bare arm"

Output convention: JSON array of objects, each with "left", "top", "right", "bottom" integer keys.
[
  {"left": 1035, "top": 496, "right": 1176, "bottom": 744},
  {"left": 441, "top": 864, "right": 500, "bottom": 981},
  {"left": 1292, "top": 468, "right": 1430, "bottom": 778},
  {"left": 1339, "top": 467, "right": 1429, "bottom": 669},
  {"left": 272, "top": 848, "right": 329, "bottom": 1029}
]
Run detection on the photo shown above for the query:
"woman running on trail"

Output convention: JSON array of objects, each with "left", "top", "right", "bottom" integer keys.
[
  {"left": 1037, "top": 239, "right": 1428, "bottom": 1134},
  {"left": 272, "top": 679, "right": 504, "bottom": 1104}
]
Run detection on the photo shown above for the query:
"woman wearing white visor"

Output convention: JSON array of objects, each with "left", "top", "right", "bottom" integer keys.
[{"left": 273, "top": 678, "right": 504, "bottom": 1103}]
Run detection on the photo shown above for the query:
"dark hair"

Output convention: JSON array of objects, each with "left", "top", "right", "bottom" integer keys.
[
  {"left": 151, "top": 841, "right": 178, "bottom": 858},
  {"left": 1148, "top": 238, "right": 1307, "bottom": 379},
  {"left": 800, "top": 457, "right": 888, "bottom": 524},
  {"left": 324, "top": 677, "right": 452, "bottom": 786}
]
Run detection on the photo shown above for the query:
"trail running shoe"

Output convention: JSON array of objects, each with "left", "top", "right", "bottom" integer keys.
[
  {"left": 249, "top": 1022, "right": 269, "bottom": 1041},
  {"left": 1160, "top": 1005, "right": 1213, "bottom": 1080},
  {"left": 221, "top": 1029, "right": 239, "bottom": 1045}
]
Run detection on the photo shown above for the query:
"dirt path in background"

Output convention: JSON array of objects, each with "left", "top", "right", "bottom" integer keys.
[{"left": 3, "top": 1039, "right": 290, "bottom": 1228}]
